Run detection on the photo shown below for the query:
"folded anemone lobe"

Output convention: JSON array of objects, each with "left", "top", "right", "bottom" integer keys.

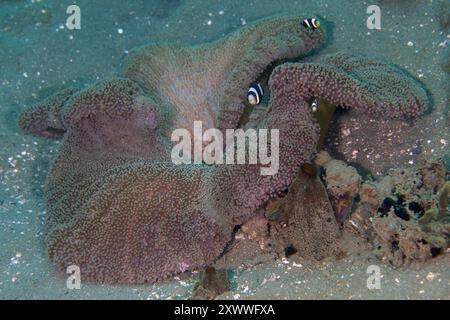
[
  {"left": 121, "top": 15, "right": 326, "bottom": 137},
  {"left": 18, "top": 86, "right": 80, "bottom": 139},
  {"left": 273, "top": 53, "right": 429, "bottom": 118},
  {"left": 43, "top": 78, "right": 230, "bottom": 283}
]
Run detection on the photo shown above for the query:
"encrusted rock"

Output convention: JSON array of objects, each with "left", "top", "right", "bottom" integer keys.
[
  {"left": 191, "top": 267, "right": 230, "bottom": 300},
  {"left": 344, "top": 159, "right": 449, "bottom": 267},
  {"left": 323, "top": 160, "right": 362, "bottom": 223}
]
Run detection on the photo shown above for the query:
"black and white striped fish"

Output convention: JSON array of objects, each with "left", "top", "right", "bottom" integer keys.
[
  {"left": 302, "top": 18, "right": 320, "bottom": 30},
  {"left": 247, "top": 83, "right": 264, "bottom": 105}
]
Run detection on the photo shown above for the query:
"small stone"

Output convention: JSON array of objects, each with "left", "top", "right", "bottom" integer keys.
[
  {"left": 426, "top": 272, "right": 438, "bottom": 281},
  {"left": 314, "top": 150, "right": 331, "bottom": 166}
]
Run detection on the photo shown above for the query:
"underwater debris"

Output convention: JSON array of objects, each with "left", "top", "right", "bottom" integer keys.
[
  {"left": 284, "top": 244, "right": 298, "bottom": 257},
  {"left": 377, "top": 197, "right": 410, "bottom": 221},
  {"left": 191, "top": 267, "right": 230, "bottom": 300},
  {"left": 408, "top": 201, "right": 425, "bottom": 218},
  {"left": 214, "top": 214, "right": 278, "bottom": 270},
  {"left": 420, "top": 161, "right": 446, "bottom": 192},
  {"left": 343, "top": 159, "right": 449, "bottom": 267},
  {"left": 240, "top": 215, "right": 270, "bottom": 248},
  {"left": 314, "top": 150, "right": 332, "bottom": 167},
  {"left": 322, "top": 159, "right": 362, "bottom": 224}
]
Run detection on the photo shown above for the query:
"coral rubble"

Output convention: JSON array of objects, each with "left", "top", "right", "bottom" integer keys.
[{"left": 342, "top": 159, "right": 449, "bottom": 267}]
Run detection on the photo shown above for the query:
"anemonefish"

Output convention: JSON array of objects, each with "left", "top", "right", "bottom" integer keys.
[
  {"left": 311, "top": 98, "right": 319, "bottom": 112},
  {"left": 247, "top": 83, "right": 264, "bottom": 105},
  {"left": 302, "top": 18, "right": 320, "bottom": 30}
]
